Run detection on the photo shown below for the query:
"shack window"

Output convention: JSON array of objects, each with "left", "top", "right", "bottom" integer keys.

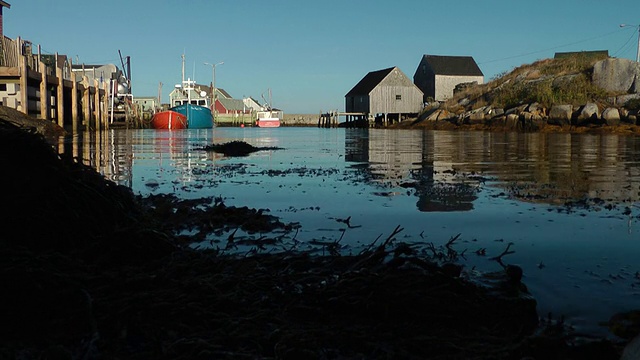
[{"left": 396, "top": 95, "right": 402, "bottom": 100}]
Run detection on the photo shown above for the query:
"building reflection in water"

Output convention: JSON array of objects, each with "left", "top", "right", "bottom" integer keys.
[
  {"left": 58, "top": 128, "right": 640, "bottom": 214},
  {"left": 57, "top": 128, "right": 224, "bottom": 192},
  {"left": 345, "top": 129, "right": 479, "bottom": 212},
  {"left": 345, "top": 128, "right": 640, "bottom": 211}
]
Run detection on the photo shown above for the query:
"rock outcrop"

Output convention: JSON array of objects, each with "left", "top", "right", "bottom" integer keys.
[
  {"left": 392, "top": 56, "right": 640, "bottom": 133},
  {"left": 592, "top": 58, "right": 640, "bottom": 93}
]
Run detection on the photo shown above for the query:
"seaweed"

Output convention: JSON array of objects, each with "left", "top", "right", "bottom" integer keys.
[
  {"left": 0, "top": 119, "right": 628, "bottom": 359},
  {"left": 198, "top": 140, "right": 283, "bottom": 157}
]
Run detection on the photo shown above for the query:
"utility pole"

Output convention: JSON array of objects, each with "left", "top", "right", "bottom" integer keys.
[
  {"left": 620, "top": 23, "right": 640, "bottom": 62},
  {"left": 204, "top": 61, "right": 224, "bottom": 123}
]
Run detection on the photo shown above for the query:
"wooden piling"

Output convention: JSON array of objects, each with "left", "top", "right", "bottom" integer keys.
[
  {"left": 55, "top": 53, "right": 64, "bottom": 128},
  {"left": 39, "top": 60, "right": 47, "bottom": 119},
  {"left": 0, "top": 36, "right": 111, "bottom": 130},
  {"left": 71, "top": 71, "right": 78, "bottom": 131}
]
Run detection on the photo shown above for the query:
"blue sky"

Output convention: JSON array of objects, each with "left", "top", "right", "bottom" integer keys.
[{"left": 5, "top": 0, "right": 639, "bottom": 114}]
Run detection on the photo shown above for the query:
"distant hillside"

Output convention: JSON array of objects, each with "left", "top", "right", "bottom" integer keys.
[{"left": 392, "top": 54, "right": 640, "bottom": 133}]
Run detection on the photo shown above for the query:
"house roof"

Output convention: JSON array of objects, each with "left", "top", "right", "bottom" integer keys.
[
  {"left": 421, "top": 55, "right": 483, "bottom": 76},
  {"left": 218, "top": 97, "right": 247, "bottom": 111},
  {"left": 190, "top": 86, "right": 231, "bottom": 99},
  {"left": 217, "top": 88, "right": 232, "bottom": 99},
  {"left": 0, "top": 2, "right": 10, "bottom": 9},
  {"left": 345, "top": 67, "right": 396, "bottom": 96}
]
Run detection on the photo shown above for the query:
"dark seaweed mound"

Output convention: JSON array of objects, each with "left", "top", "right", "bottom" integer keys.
[
  {"left": 0, "top": 118, "right": 628, "bottom": 359},
  {"left": 198, "top": 140, "right": 283, "bottom": 157}
]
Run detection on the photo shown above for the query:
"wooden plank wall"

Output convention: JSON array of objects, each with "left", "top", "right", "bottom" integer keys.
[{"left": 0, "top": 36, "right": 108, "bottom": 131}]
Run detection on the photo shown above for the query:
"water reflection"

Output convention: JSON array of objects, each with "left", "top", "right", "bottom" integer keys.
[
  {"left": 58, "top": 128, "right": 640, "bottom": 212},
  {"left": 54, "top": 127, "right": 640, "bottom": 338},
  {"left": 343, "top": 129, "right": 640, "bottom": 209},
  {"left": 345, "top": 129, "right": 479, "bottom": 211}
]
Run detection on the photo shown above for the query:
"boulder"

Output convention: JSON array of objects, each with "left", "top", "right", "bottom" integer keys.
[
  {"left": 519, "top": 114, "right": 544, "bottom": 132},
  {"left": 505, "top": 113, "right": 520, "bottom": 129},
  {"left": 576, "top": 103, "right": 600, "bottom": 125},
  {"left": 489, "top": 108, "right": 505, "bottom": 118},
  {"left": 526, "top": 102, "right": 546, "bottom": 117},
  {"left": 437, "top": 109, "right": 455, "bottom": 121},
  {"left": 425, "top": 110, "right": 441, "bottom": 122},
  {"left": 548, "top": 105, "right": 573, "bottom": 126},
  {"left": 467, "top": 109, "right": 486, "bottom": 124},
  {"left": 602, "top": 107, "right": 621, "bottom": 126},
  {"left": 505, "top": 104, "right": 527, "bottom": 116},
  {"left": 592, "top": 58, "right": 640, "bottom": 93},
  {"left": 611, "top": 93, "right": 640, "bottom": 106}
]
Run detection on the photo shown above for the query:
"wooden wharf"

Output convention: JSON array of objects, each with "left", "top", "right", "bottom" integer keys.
[
  {"left": 0, "top": 36, "right": 132, "bottom": 131},
  {"left": 318, "top": 111, "right": 369, "bottom": 128}
]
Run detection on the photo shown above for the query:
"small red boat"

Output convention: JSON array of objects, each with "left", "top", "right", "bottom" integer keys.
[
  {"left": 151, "top": 110, "right": 187, "bottom": 130},
  {"left": 256, "top": 109, "right": 282, "bottom": 128}
]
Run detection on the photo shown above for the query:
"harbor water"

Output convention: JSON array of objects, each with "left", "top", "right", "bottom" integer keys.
[{"left": 60, "top": 127, "right": 640, "bottom": 338}]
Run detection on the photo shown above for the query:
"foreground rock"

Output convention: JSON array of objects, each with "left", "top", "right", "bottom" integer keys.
[
  {"left": 0, "top": 119, "right": 630, "bottom": 359},
  {"left": 0, "top": 105, "right": 66, "bottom": 138}
]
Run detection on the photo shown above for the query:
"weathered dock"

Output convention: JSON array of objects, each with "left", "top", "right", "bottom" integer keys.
[
  {"left": 319, "top": 111, "right": 369, "bottom": 128},
  {"left": 0, "top": 36, "right": 130, "bottom": 131}
]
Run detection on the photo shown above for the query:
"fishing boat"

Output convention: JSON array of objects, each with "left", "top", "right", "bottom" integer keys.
[
  {"left": 150, "top": 110, "right": 187, "bottom": 129},
  {"left": 170, "top": 103, "right": 214, "bottom": 129},
  {"left": 256, "top": 109, "right": 282, "bottom": 128},
  {"left": 256, "top": 89, "right": 283, "bottom": 128},
  {"left": 168, "top": 54, "right": 215, "bottom": 129}
]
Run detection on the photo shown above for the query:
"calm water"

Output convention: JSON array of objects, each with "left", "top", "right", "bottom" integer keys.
[{"left": 60, "top": 127, "right": 640, "bottom": 338}]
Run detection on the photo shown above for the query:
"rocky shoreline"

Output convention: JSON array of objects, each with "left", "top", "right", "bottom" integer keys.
[
  {"left": 390, "top": 103, "right": 640, "bottom": 135},
  {"left": 391, "top": 56, "right": 640, "bottom": 135}
]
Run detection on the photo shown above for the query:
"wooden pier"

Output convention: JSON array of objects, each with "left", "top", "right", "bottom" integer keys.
[
  {"left": 0, "top": 36, "right": 127, "bottom": 131},
  {"left": 318, "top": 111, "right": 369, "bottom": 128}
]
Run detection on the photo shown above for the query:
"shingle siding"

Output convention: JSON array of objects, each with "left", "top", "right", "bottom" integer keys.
[
  {"left": 435, "top": 74, "right": 484, "bottom": 101},
  {"left": 414, "top": 54, "right": 484, "bottom": 102},
  {"left": 345, "top": 66, "right": 423, "bottom": 115}
]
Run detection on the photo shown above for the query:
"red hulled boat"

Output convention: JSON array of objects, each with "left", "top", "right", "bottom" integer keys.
[{"left": 151, "top": 110, "right": 187, "bottom": 130}]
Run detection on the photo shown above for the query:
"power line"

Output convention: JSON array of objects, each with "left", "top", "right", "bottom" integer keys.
[
  {"left": 612, "top": 28, "right": 638, "bottom": 58},
  {"left": 478, "top": 28, "right": 628, "bottom": 65}
]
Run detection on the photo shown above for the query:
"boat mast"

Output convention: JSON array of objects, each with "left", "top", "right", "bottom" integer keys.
[
  {"left": 181, "top": 54, "right": 185, "bottom": 85},
  {"left": 181, "top": 54, "right": 192, "bottom": 105}
]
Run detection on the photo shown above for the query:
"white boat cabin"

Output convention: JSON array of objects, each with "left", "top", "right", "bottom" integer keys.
[{"left": 169, "top": 79, "right": 211, "bottom": 107}]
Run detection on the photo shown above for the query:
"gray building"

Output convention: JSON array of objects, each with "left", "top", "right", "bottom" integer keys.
[
  {"left": 345, "top": 66, "right": 423, "bottom": 124},
  {"left": 413, "top": 55, "right": 484, "bottom": 102}
]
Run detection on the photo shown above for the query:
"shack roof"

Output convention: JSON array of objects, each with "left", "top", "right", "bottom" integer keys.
[
  {"left": 345, "top": 67, "right": 396, "bottom": 97},
  {"left": 421, "top": 55, "right": 483, "bottom": 76}
]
